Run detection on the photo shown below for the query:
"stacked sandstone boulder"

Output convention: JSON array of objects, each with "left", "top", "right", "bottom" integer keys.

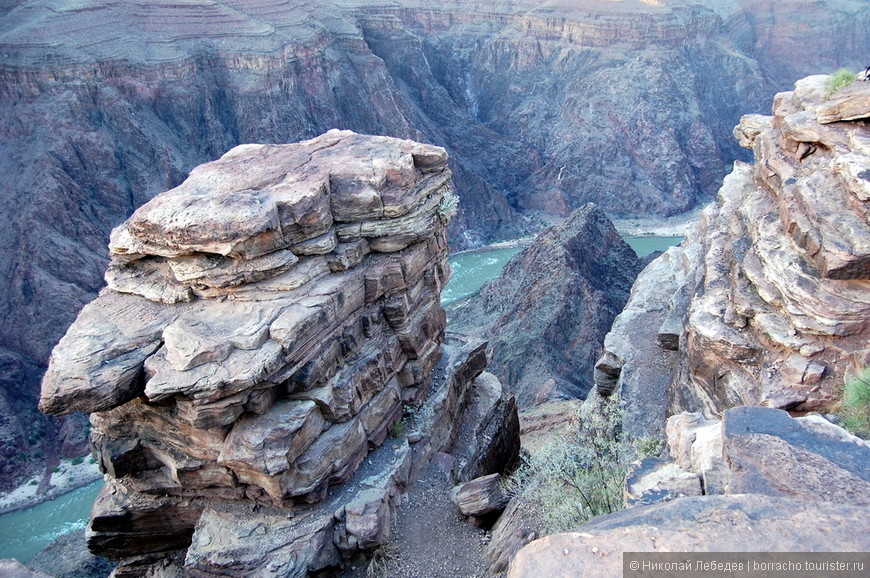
[{"left": 38, "top": 130, "right": 477, "bottom": 574}]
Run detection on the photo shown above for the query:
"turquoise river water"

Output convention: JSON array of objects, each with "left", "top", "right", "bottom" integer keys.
[{"left": 0, "top": 235, "right": 681, "bottom": 564}]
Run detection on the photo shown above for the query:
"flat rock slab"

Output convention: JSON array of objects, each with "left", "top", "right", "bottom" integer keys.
[
  {"left": 722, "top": 406, "right": 870, "bottom": 502},
  {"left": 508, "top": 494, "right": 870, "bottom": 578}
]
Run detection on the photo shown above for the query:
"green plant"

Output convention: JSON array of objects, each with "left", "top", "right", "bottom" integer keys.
[
  {"left": 29, "top": 480, "right": 37, "bottom": 486},
  {"left": 436, "top": 191, "right": 460, "bottom": 220},
  {"left": 842, "top": 368, "right": 870, "bottom": 438},
  {"left": 504, "top": 398, "right": 647, "bottom": 533},
  {"left": 51, "top": 466, "right": 60, "bottom": 474},
  {"left": 389, "top": 419, "right": 406, "bottom": 439},
  {"left": 825, "top": 68, "right": 857, "bottom": 97},
  {"left": 71, "top": 457, "right": 84, "bottom": 466}
]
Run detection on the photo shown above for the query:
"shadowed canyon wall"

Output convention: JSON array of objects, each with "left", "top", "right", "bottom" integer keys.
[{"left": 2, "top": 0, "right": 870, "bottom": 487}]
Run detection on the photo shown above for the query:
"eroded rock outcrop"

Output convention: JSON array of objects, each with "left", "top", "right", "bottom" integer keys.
[
  {"left": 5, "top": 0, "right": 870, "bottom": 488},
  {"left": 450, "top": 204, "right": 643, "bottom": 407},
  {"left": 510, "top": 406, "right": 870, "bottom": 577},
  {"left": 596, "top": 75, "right": 870, "bottom": 419},
  {"left": 519, "top": 73, "right": 870, "bottom": 578},
  {"left": 38, "top": 131, "right": 516, "bottom": 574}
]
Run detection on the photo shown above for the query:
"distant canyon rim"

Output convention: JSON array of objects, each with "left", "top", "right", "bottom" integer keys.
[{"left": 1, "top": 0, "right": 869, "bottom": 493}]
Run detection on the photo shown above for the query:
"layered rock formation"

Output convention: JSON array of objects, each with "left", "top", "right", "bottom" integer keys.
[
  {"left": 4, "top": 0, "right": 870, "bottom": 486},
  {"left": 511, "top": 73, "right": 870, "bottom": 576},
  {"left": 38, "top": 131, "right": 518, "bottom": 574},
  {"left": 450, "top": 204, "right": 643, "bottom": 407},
  {"left": 597, "top": 75, "right": 870, "bottom": 420}
]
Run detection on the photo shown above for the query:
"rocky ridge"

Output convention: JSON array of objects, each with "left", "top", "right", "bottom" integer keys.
[
  {"left": 511, "top": 74, "right": 870, "bottom": 575},
  {"left": 449, "top": 204, "right": 643, "bottom": 408},
  {"left": 37, "top": 131, "right": 519, "bottom": 575},
  {"left": 597, "top": 74, "right": 870, "bottom": 423}
]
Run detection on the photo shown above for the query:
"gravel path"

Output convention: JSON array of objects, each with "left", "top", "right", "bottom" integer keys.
[{"left": 344, "top": 461, "right": 493, "bottom": 578}]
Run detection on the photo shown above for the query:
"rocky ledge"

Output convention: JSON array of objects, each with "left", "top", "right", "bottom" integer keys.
[
  {"left": 38, "top": 130, "right": 518, "bottom": 575},
  {"left": 510, "top": 406, "right": 870, "bottom": 576},
  {"left": 597, "top": 75, "right": 870, "bottom": 419}
]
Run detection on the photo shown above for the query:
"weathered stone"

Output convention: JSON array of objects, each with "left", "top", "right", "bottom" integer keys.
[
  {"left": 508, "top": 495, "right": 870, "bottom": 578},
  {"left": 623, "top": 457, "right": 702, "bottom": 507},
  {"left": 450, "top": 204, "right": 643, "bottom": 407},
  {"left": 451, "top": 473, "right": 508, "bottom": 517},
  {"left": 817, "top": 79, "right": 870, "bottom": 123},
  {"left": 595, "top": 243, "right": 692, "bottom": 438},
  {"left": 342, "top": 488, "right": 393, "bottom": 551},
  {"left": 184, "top": 507, "right": 338, "bottom": 578},
  {"left": 281, "top": 419, "right": 368, "bottom": 501},
  {"left": 721, "top": 406, "right": 870, "bottom": 503},
  {"left": 452, "top": 372, "right": 521, "bottom": 483},
  {"left": 218, "top": 401, "right": 325, "bottom": 498},
  {"left": 39, "top": 131, "right": 460, "bottom": 571},
  {"left": 86, "top": 479, "right": 203, "bottom": 560},
  {"left": 39, "top": 292, "right": 175, "bottom": 415}
]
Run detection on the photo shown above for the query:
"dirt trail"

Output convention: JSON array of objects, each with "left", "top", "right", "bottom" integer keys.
[{"left": 343, "top": 461, "right": 493, "bottom": 578}]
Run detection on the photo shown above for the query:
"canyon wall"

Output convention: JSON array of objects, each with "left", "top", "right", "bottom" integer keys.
[
  {"left": 512, "top": 74, "right": 870, "bottom": 576},
  {"left": 3, "top": 0, "right": 870, "bottom": 488}
]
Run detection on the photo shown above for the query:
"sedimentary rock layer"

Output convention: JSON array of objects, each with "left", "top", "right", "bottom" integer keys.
[
  {"left": 450, "top": 204, "right": 642, "bottom": 407},
  {"left": 596, "top": 75, "right": 870, "bottom": 417},
  {"left": 5, "top": 0, "right": 870, "bottom": 488},
  {"left": 38, "top": 131, "right": 465, "bottom": 569}
]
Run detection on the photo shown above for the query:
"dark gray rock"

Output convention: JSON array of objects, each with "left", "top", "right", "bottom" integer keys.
[{"left": 450, "top": 204, "right": 643, "bottom": 407}]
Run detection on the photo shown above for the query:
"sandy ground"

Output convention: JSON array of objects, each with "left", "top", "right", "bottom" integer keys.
[
  {"left": 0, "top": 455, "right": 103, "bottom": 515},
  {"left": 611, "top": 207, "right": 704, "bottom": 237}
]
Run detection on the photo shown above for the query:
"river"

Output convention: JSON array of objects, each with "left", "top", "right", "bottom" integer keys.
[
  {"left": 0, "top": 481, "right": 103, "bottom": 563},
  {"left": 0, "top": 235, "right": 681, "bottom": 564},
  {"left": 441, "top": 235, "right": 682, "bottom": 305}
]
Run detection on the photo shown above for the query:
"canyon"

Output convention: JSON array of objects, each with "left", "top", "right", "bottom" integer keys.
[
  {"left": 1, "top": 0, "right": 870, "bottom": 572},
  {"left": 2, "top": 0, "right": 870, "bottom": 488}
]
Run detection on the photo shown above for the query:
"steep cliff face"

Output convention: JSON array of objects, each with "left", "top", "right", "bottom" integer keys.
[
  {"left": 510, "top": 77, "right": 870, "bottom": 571},
  {"left": 38, "top": 131, "right": 518, "bottom": 574},
  {"left": 3, "top": 0, "right": 870, "bottom": 489},
  {"left": 596, "top": 74, "right": 870, "bottom": 425},
  {"left": 450, "top": 205, "right": 642, "bottom": 407}
]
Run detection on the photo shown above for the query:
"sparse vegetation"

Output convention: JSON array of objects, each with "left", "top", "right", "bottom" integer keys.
[
  {"left": 51, "top": 466, "right": 60, "bottom": 474},
  {"left": 366, "top": 543, "right": 400, "bottom": 578},
  {"left": 825, "top": 68, "right": 857, "bottom": 97},
  {"left": 505, "top": 398, "right": 661, "bottom": 533},
  {"left": 71, "top": 457, "right": 84, "bottom": 466},
  {"left": 29, "top": 480, "right": 37, "bottom": 486},
  {"left": 842, "top": 367, "right": 870, "bottom": 438},
  {"left": 436, "top": 191, "right": 460, "bottom": 220},
  {"left": 389, "top": 419, "right": 406, "bottom": 439}
]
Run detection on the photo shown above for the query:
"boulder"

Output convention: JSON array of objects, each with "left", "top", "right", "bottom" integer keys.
[{"left": 451, "top": 473, "right": 509, "bottom": 517}]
